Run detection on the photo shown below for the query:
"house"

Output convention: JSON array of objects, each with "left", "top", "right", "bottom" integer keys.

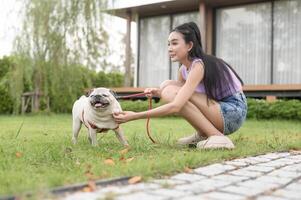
[{"left": 107, "top": 0, "right": 301, "bottom": 99}]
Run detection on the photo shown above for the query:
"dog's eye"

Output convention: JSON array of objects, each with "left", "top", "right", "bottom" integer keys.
[{"left": 103, "top": 94, "right": 108, "bottom": 97}]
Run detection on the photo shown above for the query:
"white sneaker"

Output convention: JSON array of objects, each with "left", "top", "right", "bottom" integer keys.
[
  {"left": 177, "top": 132, "right": 207, "bottom": 145},
  {"left": 196, "top": 135, "right": 235, "bottom": 149}
]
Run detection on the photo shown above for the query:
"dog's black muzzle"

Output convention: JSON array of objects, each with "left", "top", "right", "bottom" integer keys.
[{"left": 90, "top": 95, "right": 110, "bottom": 108}]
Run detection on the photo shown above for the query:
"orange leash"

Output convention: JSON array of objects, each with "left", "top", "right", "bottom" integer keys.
[
  {"left": 146, "top": 97, "right": 156, "bottom": 143},
  {"left": 117, "top": 92, "right": 156, "bottom": 144}
]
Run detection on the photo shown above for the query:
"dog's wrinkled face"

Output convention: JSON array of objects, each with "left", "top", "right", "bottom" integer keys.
[{"left": 88, "top": 88, "right": 115, "bottom": 110}]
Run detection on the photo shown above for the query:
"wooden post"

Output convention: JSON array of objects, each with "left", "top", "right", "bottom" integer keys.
[
  {"left": 199, "top": 2, "right": 207, "bottom": 52},
  {"left": 21, "top": 96, "right": 25, "bottom": 114},
  {"left": 124, "top": 10, "right": 132, "bottom": 87},
  {"left": 266, "top": 95, "right": 277, "bottom": 102}
]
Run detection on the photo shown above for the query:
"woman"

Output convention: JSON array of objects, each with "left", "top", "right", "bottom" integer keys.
[{"left": 113, "top": 22, "right": 247, "bottom": 149}]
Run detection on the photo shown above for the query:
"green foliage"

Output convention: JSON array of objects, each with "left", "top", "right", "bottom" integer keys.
[
  {"left": 247, "top": 98, "right": 301, "bottom": 120},
  {"left": 93, "top": 71, "right": 124, "bottom": 87},
  {"left": 120, "top": 100, "right": 161, "bottom": 112},
  {"left": 0, "top": 57, "right": 15, "bottom": 114},
  {"left": 0, "top": 56, "right": 125, "bottom": 114}
]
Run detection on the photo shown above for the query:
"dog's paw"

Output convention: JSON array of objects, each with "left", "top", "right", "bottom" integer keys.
[
  {"left": 72, "top": 137, "right": 77, "bottom": 145},
  {"left": 91, "top": 142, "right": 98, "bottom": 147}
]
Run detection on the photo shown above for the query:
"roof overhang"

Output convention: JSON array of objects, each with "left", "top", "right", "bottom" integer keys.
[
  {"left": 106, "top": 0, "right": 200, "bottom": 19},
  {"left": 106, "top": 0, "right": 267, "bottom": 19}
]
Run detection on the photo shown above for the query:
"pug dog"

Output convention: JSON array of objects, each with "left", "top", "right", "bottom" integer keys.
[{"left": 72, "top": 87, "right": 128, "bottom": 146}]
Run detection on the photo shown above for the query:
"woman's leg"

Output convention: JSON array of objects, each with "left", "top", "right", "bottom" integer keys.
[
  {"left": 159, "top": 80, "right": 184, "bottom": 91},
  {"left": 161, "top": 85, "right": 223, "bottom": 136},
  {"left": 160, "top": 85, "right": 224, "bottom": 137}
]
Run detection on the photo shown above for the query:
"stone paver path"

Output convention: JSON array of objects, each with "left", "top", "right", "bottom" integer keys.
[{"left": 61, "top": 151, "right": 301, "bottom": 200}]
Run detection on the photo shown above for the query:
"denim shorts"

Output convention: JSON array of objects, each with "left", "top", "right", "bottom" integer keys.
[{"left": 219, "top": 92, "right": 247, "bottom": 135}]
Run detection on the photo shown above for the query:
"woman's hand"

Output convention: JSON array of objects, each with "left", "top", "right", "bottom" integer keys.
[
  {"left": 113, "top": 111, "right": 137, "bottom": 124},
  {"left": 144, "top": 88, "right": 160, "bottom": 98}
]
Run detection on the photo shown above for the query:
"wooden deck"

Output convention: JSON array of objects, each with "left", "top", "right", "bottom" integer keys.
[{"left": 110, "top": 84, "right": 301, "bottom": 101}]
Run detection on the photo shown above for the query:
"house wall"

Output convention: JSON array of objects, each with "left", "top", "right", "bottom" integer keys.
[{"left": 137, "top": 0, "right": 301, "bottom": 87}]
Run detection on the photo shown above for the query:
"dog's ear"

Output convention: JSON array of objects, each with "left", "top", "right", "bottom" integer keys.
[
  {"left": 109, "top": 90, "right": 118, "bottom": 99},
  {"left": 85, "top": 89, "right": 94, "bottom": 97}
]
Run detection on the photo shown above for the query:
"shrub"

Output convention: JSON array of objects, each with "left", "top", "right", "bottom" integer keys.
[
  {"left": 247, "top": 98, "right": 301, "bottom": 120},
  {"left": 119, "top": 98, "right": 301, "bottom": 121}
]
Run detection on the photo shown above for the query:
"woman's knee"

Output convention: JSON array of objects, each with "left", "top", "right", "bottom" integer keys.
[
  {"left": 160, "top": 85, "right": 179, "bottom": 103},
  {"left": 159, "top": 80, "right": 182, "bottom": 90}
]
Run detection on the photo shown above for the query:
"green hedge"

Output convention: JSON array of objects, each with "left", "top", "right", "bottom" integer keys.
[
  {"left": 120, "top": 98, "right": 301, "bottom": 120},
  {"left": 247, "top": 98, "right": 301, "bottom": 120}
]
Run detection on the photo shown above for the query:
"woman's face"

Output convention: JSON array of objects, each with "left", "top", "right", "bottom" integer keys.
[{"left": 168, "top": 31, "right": 192, "bottom": 62}]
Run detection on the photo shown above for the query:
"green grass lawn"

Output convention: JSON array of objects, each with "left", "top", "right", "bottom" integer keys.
[{"left": 0, "top": 114, "right": 301, "bottom": 196}]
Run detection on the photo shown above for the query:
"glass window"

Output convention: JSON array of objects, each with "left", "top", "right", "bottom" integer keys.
[
  {"left": 139, "top": 16, "right": 170, "bottom": 87},
  {"left": 216, "top": 3, "right": 272, "bottom": 84},
  {"left": 273, "top": 0, "right": 301, "bottom": 84}
]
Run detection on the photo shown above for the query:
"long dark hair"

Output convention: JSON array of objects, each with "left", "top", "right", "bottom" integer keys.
[{"left": 172, "top": 22, "right": 243, "bottom": 100}]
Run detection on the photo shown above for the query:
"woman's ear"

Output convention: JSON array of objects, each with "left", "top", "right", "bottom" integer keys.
[{"left": 187, "top": 41, "right": 193, "bottom": 52}]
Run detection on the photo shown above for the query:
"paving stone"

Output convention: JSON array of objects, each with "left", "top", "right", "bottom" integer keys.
[
  {"left": 258, "top": 152, "right": 290, "bottom": 160},
  {"left": 151, "top": 178, "right": 187, "bottom": 186},
  {"left": 243, "top": 165, "right": 275, "bottom": 173},
  {"left": 231, "top": 158, "right": 261, "bottom": 165},
  {"left": 281, "top": 164, "right": 301, "bottom": 172},
  {"left": 254, "top": 176, "right": 292, "bottom": 185},
  {"left": 174, "top": 195, "right": 213, "bottom": 200},
  {"left": 172, "top": 182, "right": 211, "bottom": 194},
  {"left": 256, "top": 195, "right": 287, "bottom": 200},
  {"left": 220, "top": 185, "right": 264, "bottom": 196},
  {"left": 283, "top": 182, "right": 301, "bottom": 191},
  {"left": 93, "top": 186, "right": 120, "bottom": 195},
  {"left": 287, "top": 154, "right": 301, "bottom": 161},
  {"left": 212, "top": 174, "right": 250, "bottom": 183},
  {"left": 115, "top": 192, "right": 168, "bottom": 200},
  {"left": 198, "top": 191, "right": 245, "bottom": 200},
  {"left": 97, "top": 183, "right": 160, "bottom": 195},
  {"left": 63, "top": 192, "right": 102, "bottom": 200},
  {"left": 238, "top": 180, "right": 279, "bottom": 191},
  {"left": 172, "top": 177, "right": 232, "bottom": 194},
  {"left": 267, "top": 169, "right": 301, "bottom": 179},
  {"left": 258, "top": 159, "right": 298, "bottom": 168},
  {"left": 194, "top": 163, "right": 236, "bottom": 176},
  {"left": 271, "top": 189, "right": 301, "bottom": 199},
  {"left": 224, "top": 160, "right": 250, "bottom": 167},
  {"left": 188, "top": 178, "right": 232, "bottom": 191},
  {"left": 149, "top": 188, "right": 190, "bottom": 198},
  {"left": 171, "top": 173, "right": 206, "bottom": 182},
  {"left": 229, "top": 168, "right": 263, "bottom": 178},
  {"left": 245, "top": 156, "right": 273, "bottom": 163}
]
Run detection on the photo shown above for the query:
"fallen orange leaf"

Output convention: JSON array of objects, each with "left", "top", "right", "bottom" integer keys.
[
  {"left": 128, "top": 176, "right": 142, "bottom": 184},
  {"left": 15, "top": 152, "right": 22, "bottom": 158},
  {"left": 82, "top": 186, "right": 93, "bottom": 192},
  {"left": 82, "top": 181, "right": 96, "bottom": 192},
  {"left": 184, "top": 167, "right": 193, "bottom": 173},
  {"left": 104, "top": 158, "right": 115, "bottom": 165},
  {"left": 119, "top": 148, "right": 130, "bottom": 155},
  {"left": 88, "top": 181, "right": 96, "bottom": 191},
  {"left": 119, "top": 155, "right": 125, "bottom": 161}
]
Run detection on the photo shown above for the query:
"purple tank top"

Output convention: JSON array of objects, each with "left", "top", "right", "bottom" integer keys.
[{"left": 181, "top": 58, "right": 242, "bottom": 100}]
